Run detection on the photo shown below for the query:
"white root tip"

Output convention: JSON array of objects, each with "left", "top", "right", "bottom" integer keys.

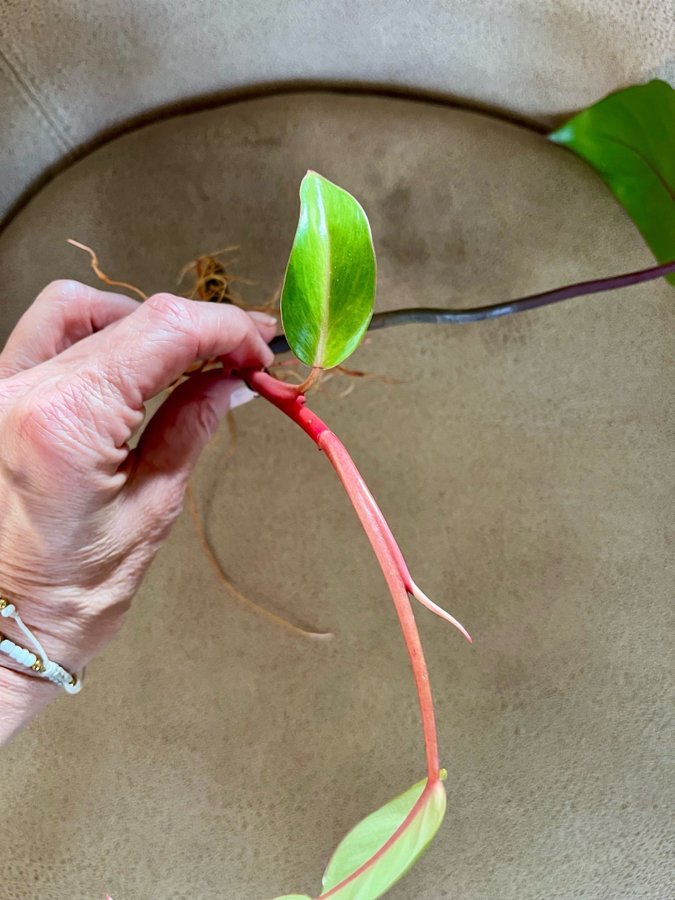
[
  {"left": 409, "top": 582, "right": 473, "bottom": 644},
  {"left": 309, "top": 631, "right": 335, "bottom": 642}
]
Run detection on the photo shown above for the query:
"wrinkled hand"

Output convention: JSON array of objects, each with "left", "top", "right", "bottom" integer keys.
[{"left": 0, "top": 280, "right": 274, "bottom": 727}]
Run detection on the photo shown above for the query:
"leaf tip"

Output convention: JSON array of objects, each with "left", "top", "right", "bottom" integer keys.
[
  {"left": 548, "top": 125, "right": 573, "bottom": 145},
  {"left": 302, "top": 168, "right": 328, "bottom": 187}
]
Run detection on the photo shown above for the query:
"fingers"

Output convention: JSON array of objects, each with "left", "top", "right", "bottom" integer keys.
[
  {"left": 0, "top": 291, "right": 275, "bottom": 482},
  {"left": 71, "top": 294, "right": 275, "bottom": 409},
  {"left": 0, "top": 280, "right": 140, "bottom": 377},
  {"left": 134, "top": 370, "right": 255, "bottom": 475},
  {"left": 123, "top": 370, "right": 256, "bottom": 519}
]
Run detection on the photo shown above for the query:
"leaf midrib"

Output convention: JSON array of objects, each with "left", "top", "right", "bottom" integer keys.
[{"left": 313, "top": 182, "right": 331, "bottom": 368}]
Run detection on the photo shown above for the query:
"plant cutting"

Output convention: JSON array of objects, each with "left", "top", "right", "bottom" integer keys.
[
  {"left": 78, "top": 79, "right": 672, "bottom": 900},
  {"left": 240, "top": 170, "right": 470, "bottom": 900}
]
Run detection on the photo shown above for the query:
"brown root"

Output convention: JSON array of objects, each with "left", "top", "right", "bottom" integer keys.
[
  {"left": 336, "top": 364, "right": 403, "bottom": 385},
  {"left": 67, "top": 239, "right": 148, "bottom": 301},
  {"left": 270, "top": 361, "right": 400, "bottom": 397},
  {"left": 185, "top": 479, "right": 332, "bottom": 642},
  {"left": 176, "top": 245, "right": 240, "bottom": 287}
]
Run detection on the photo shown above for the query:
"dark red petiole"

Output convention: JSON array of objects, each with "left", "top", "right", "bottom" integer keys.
[{"left": 245, "top": 369, "right": 471, "bottom": 783}]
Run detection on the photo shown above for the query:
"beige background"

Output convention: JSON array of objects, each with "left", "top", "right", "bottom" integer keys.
[
  {"left": 0, "top": 3, "right": 674, "bottom": 899},
  {"left": 1, "top": 0, "right": 674, "bottom": 222},
  {"left": 1, "top": 91, "right": 673, "bottom": 898}
]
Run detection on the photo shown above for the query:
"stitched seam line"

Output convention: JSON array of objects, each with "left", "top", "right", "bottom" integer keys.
[{"left": 0, "top": 45, "right": 71, "bottom": 151}]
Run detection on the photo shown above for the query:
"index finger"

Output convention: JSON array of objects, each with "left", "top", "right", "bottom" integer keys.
[
  {"left": 0, "top": 280, "right": 140, "bottom": 378},
  {"left": 77, "top": 293, "right": 276, "bottom": 407}
]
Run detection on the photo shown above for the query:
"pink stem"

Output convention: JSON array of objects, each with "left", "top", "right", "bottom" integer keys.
[
  {"left": 246, "top": 369, "right": 443, "bottom": 781},
  {"left": 319, "top": 430, "right": 440, "bottom": 780}
]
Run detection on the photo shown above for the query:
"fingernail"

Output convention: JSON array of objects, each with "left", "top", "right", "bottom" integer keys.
[
  {"left": 249, "top": 311, "right": 278, "bottom": 327},
  {"left": 261, "top": 345, "right": 275, "bottom": 367},
  {"left": 229, "top": 384, "right": 258, "bottom": 409}
]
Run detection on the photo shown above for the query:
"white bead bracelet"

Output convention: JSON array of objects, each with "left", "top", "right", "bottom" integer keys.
[{"left": 0, "top": 596, "right": 82, "bottom": 694}]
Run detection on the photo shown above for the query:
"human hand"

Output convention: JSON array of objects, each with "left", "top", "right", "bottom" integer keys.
[{"left": 0, "top": 280, "right": 275, "bottom": 737}]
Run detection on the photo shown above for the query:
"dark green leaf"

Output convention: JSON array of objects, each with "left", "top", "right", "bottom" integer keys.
[
  {"left": 549, "top": 80, "right": 675, "bottom": 286},
  {"left": 280, "top": 171, "right": 376, "bottom": 368}
]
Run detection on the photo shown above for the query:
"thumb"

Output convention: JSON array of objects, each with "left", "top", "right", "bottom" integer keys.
[{"left": 129, "top": 369, "right": 256, "bottom": 482}]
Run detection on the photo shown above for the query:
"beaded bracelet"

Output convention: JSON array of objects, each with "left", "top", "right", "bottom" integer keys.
[{"left": 0, "top": 597, "right": 82, "bottom": 694}]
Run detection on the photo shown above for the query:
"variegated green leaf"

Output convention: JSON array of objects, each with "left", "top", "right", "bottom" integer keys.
[
  {"left": 273, "top": 777, "right": 446, "bottom": 900},
  {"left": 318, "top": 777, "right": 446, "bottom": 899},
  {"left": 280, "top": 171, "right": 376, "bottom": 369}
]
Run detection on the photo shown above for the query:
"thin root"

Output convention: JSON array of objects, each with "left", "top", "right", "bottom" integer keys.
[
  {"left": 268, "top": 361, "right": 396, "bottom": 398},
  {"left": 67, "top": 239, "right": 148, "bottom": 301},
  {"left": 182, "top": 252, "right": 264, "bottom": 310},
  {"left": 186, "top": 480, "right": 333, "bottom": 642},
  {"left": 332, "top": 381, "right": 356, "bottom": 400},
  {"left": 336, "top": 364, "right": 402, "bottom": 385},
  {"left": 176, "top": 246, "right": 240, "bottom": 285}
]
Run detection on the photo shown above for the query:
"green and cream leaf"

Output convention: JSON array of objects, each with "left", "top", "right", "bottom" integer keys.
[{"left": 280, "top": 171, "right": 376, "bottom": 368}]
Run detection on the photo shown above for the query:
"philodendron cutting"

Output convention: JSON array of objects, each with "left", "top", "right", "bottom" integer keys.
[{"left": 245, "top": 171, "right": 471, "bottom": 900}]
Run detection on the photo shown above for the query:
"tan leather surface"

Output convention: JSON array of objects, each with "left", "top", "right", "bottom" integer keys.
[
  {"left": 1, "top": 1, "right": 673, "bottom": 220},
  {"left": 0, "top": 93, "right": 673, "bottom": 899}
]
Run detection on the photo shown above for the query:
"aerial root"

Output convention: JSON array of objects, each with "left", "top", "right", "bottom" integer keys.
[
  {"left": 186, "top": 481, "right": 333, "bottom": 641},
  {"left": 67, "top": 239, "right": 148, "bottom": 301}
]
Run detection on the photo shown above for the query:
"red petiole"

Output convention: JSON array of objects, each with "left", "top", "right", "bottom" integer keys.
[{"left": 245, "top": 369, "right": 471, "bottom": 785}]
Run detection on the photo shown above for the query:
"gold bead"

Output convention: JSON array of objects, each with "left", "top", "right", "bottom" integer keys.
[
  {"left": 0, "top": 598, "right": 8, "bottom": 610},
  {"left": 31, "top": 657, "right": 45, "bottom": 673}
]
